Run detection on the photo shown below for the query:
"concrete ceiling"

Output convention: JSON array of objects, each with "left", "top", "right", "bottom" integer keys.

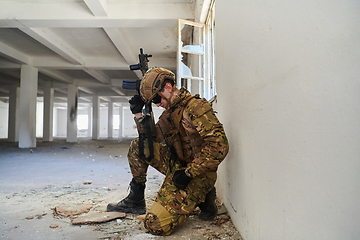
[{"left": 0, "top": 0, "right": 204, "bottom": 107}]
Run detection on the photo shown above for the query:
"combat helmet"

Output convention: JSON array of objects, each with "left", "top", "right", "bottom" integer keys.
[{"left": 139, "top": 67, "right": 175, "bottom": 104}]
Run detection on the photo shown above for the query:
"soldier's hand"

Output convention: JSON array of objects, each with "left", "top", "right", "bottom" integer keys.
[
  {"left": 129, "top": 95, "right": 145, "bottom": 114},
  {"left": 172, "top": 170, "right": 192, "bottom": 190}
]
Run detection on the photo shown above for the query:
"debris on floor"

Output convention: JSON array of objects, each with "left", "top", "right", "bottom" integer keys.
[
  {"left": 0, "top": 138, "right": 243, "bottom": 240},
  {"left": 72, "top": 212, "right": 126, "bottom": 225},
  {"left": 49, "top": 224, "right": 59, "bottom": 228},
  {"left": 54, "top": 204, "right": 93, "bottom": 217}
]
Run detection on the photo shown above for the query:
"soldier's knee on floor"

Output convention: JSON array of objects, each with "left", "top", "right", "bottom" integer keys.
[
  {"left": 144, "top": 212, "right": 173, "bottom": 236},
  {"left": 143, "top": 201, "right": 186, "bottom": 236}
]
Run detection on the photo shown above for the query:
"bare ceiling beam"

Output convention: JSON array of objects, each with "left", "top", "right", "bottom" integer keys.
[
  {"left": 40, "top": 69, "right": 73, "bottom": 84},
  {"left": 96, "top": 91, "right": 122, "bottom": 97},
  {"left": 0, "top": 41, "right": 31, "bottom": 64},
  {"left": 0, "top": 69, "right": 19, "bottom": 79},
  {"left": 0, "top": 2, "right": 193, "bottom": 28},
  {"left": 19, "top": 28, "right": 84, "bottom": 65},
  {"left": 112, "top": 97, "right": 132, "bottom": 103},
  {"left": 78, "top": 86, "right": 94, "bottom": 95},
  {"left": 83, "top": 69, "right": 110, "bottom": 84},
  {"left": 31, "top": 56, "right": 130, "bottom": 70},
  {"left": 55, "top": 88, "right": 95, "bottom": 104},
  {"left": 50, "top": 82, "right": 68, "bottom": 88},
  {"left": 0, "top": 88, "right": 9, "bottom": 94},
  {"left": 31, "top": 56, "right": 175, "bottom": 70},
  {"left": 100, "top": 96, "right": 110, "bottom": 102},
  {"left": 31, "top": 57, "right": 85, "bottom": 70},
  {"left": 74, "top": 79, "right": 106, "bottom": 87},
  {"left": 111, "top": 87, "right": 125, "bottom": 96},
  {"left": 0, "top": 78, "right": 19, "bottom": 87},
  {"left": 0, "top": 59, "right": 21, "bottom": 69},
  {"left": 103, "top": 28, "right": 141, "bottom": 79},
  {"left": 84, "top": 0, "right": 107, "bottom": 17}
]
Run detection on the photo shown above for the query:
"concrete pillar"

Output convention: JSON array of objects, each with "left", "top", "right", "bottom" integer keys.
[
  {"left": 87, "top": 105, "right": 92, "bottom": 138},
  {"left": 118, "top": 105, "right": 123, "bottom": 139},
  {"left": 18, "top": 65, "right": 38, "bottom": 148},
  {"left": 66, "top": 85, "right": 78, "bottom": 142},
  {"left": 92, "top": 95, "right": 100, "bottom": 140},
  {"left": 108, "top": 101, "right": 113, "bottom": 138},
  {"left": 43, "top": 82, "right": 54, "bottom": 142},
  {"left": 8, "top": 86, "right": 19, "bottom": 142}
]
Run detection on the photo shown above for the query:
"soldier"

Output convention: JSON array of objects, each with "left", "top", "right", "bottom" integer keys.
[{"left": 107, "top": 67, "right": 229, "bottom": 235}]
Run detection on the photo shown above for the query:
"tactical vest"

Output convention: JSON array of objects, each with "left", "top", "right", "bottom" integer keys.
[{"left": 157, "top": 94, "right": 205, "bottom": 165}]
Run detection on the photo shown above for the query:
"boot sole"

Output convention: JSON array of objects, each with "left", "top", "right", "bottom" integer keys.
[{"left": 107, "top": 206, "right": 146, "bottom": 215}]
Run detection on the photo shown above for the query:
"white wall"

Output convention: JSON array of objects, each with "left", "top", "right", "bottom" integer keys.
[
  {"left": 0, "top": 101, "right": 8, "bottom": 138},
  {"left": 56, "top": 108, "right": 67, "bottom": 137},
  {"left": 215, "top": 1, "right": 360, "bottom": 240},
  {"left": 36, "top": 99, "right": 43, "bottom": 138},
  {"left": 123, "top": 106, "right": 138, "bottom": 137},
  {"left": 53, "top": 105, "right": 58, "bottom": 137},
  {"left": 0, "top": 99, "right": 44, "bottom": 139},
  {"left": 100, "top": 107, "right": 108, "bottom": 137}
]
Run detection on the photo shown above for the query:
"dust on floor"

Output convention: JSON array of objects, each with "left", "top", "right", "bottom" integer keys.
[{"left": 0, "top": 138, "right": 242, "bottom": 240}]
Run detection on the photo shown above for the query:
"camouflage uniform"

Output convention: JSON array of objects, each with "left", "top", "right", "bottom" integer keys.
[{"left": 129, "top": 87, "right": 229, "bottom": 235}]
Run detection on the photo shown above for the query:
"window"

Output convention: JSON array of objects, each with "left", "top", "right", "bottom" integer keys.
[{"left": 177, "top": 1, "right": 216, "bottom": 100}]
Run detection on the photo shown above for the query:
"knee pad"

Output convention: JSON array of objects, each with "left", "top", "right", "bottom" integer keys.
[{"left": 144, "top": 201, "right": 181, "bottom": 236}]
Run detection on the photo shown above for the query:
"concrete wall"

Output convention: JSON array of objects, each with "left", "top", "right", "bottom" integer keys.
[
  {"left": 123, "top": 107, "right": 137, "bottom": 137},
  {"left": 215, "top": 1, "right": 360, "bottom": 240},
  {"left": 0, "top": 101, "right": 8, "bottom": 138},
  {"left": 53, "top": 105, "right": 58, "bottom": 137},
  {"left": 36, "top": 99, "right": 43, "bottom": 138},
  {"left": 100, "top": 107, "right": 108, "bottom": 137},
  {"left": 56, "top": 108, "right": 67, "bottom": 137},
  {"left": 0, "top": 100, "right": 44, "bottom": 139}
]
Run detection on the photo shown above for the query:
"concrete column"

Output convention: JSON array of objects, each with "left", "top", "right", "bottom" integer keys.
[
  {"left": 66, "top": 85, "right": 78, "bottom": 142},
  {"left": 118, "top": 105, "right": 123, "bottom": 139},
  {"left": 8, "top": 86, "right": 19, "bottom": 142},
  {"left": 108, "top": 101, "right": 113, "bottom": 138},
  {"left": 43, "top": 82, "right": 54, "bottom": 142},
  {"left": 92, "top": 95, "right": 100, "bottom": 140},
  {"left": 87, "top": 105, "right": 92, "bottom": 138},
  {"left": 18, "top": 65, "right": 38, "bottom": 148}
]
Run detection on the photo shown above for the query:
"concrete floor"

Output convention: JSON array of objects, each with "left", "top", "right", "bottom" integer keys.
[{"left": 0, "top": 138, "right": 241, "bottom": 240}]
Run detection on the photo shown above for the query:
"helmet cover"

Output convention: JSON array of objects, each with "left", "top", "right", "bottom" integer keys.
[{"left": 139, "top": 67, "right": 175, "bottom": 103}]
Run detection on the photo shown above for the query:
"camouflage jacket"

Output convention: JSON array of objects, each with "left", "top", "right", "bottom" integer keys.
[{"left": 135, "top": 88, "right": 229, "bottom": 178}]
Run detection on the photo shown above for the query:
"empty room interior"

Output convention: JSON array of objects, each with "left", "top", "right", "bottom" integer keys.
[{"left": 0, "top": 0, "right": 359, "bottom": 239}]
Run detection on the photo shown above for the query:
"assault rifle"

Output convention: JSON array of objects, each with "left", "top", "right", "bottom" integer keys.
[
  {"left": 122, "top": 48, "right": 152, "bottom": 93},
  {"left": 122, "top": 48, "right": 155, "bottom": 162},
  {"left": 129, "top": 48, "right": 152, "bottom": 76}
]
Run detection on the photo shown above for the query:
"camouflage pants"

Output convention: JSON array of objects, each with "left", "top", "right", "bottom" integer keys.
[{"left": 127, "top": 138, "right": 216, "bottom": 235}]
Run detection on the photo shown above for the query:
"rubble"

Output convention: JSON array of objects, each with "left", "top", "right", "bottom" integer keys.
[
  {"left": 0, "top": 138, "right": 243, "bottom": 240},
  {"left": 49, "top": 224, "right": 59, "bottom": 228},
  {"left": 72, "top": 212, "right": 126, "bottom": 225},
  {"left": 55, "top": 204, "right": 93, "bottom": 217}
]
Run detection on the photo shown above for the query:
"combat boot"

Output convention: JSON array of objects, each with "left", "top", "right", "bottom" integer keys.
[
  {"left": 198, "top": 187, "right": 218, "bottom": 221},
  {"left": 107, "top": 178, "right": 146, "bottom": 214}
]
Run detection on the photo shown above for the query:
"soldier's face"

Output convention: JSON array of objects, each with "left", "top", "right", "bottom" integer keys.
[
  {"left": 156, "top": 83, "right": 173, "bottom": 108},
  {"left": 156, "top": 97, "right": 168, "bottom": 108}
]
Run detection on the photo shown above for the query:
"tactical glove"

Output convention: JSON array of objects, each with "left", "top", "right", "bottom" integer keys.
[
  {"left": 172, "top": 170, "right": 192, "bottom": 190},
  {"left": 129, "top": 95, "right": 145, "bottom": 114}
]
